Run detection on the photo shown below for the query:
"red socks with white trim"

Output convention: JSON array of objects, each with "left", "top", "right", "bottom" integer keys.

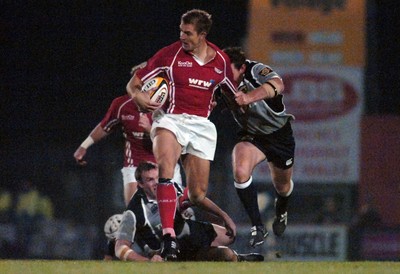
[{"left": 157, "top": 180, "right": 177, "bottom": 237}]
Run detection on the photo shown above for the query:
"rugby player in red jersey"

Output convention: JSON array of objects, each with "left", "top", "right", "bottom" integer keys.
[
  {"left": 73, "top": 94, "right": 183, "bottom": 206},
  {"left": 126, "top": 9, "right": 237, "bottom": 260}
]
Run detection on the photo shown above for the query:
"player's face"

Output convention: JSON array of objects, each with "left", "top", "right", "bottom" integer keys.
[
  {"left": 139, "top": 169, "right": 159, "bottom": 200},
  {"left": 179, "top": 23, "right": 205, "bottom": 53},
  {"left": 230, "top": 63, "right": 246, "bottom": 83}
]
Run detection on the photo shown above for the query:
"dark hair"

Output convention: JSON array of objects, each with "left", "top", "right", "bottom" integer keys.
[
  {"left": 135, "top": 161, "right": 158, "bottom": 183},
  {"left": 223, "top": 47, "right": 246, "bottom": 70},
  {"left": 181, "top": 9, "right": 212, "bottom": 34}
]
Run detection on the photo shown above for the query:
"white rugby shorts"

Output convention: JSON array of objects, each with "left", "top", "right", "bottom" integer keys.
[
  {"left": 121, "top": 164, "right": 183, "bottom": 186},
  {"left": 150, "top": 113, "right": 217, "bottom": 160}
]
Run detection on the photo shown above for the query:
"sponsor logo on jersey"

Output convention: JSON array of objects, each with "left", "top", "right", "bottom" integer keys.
[
  {"left": 188, "top": 78, "right": 212, "bottom": 90},
  {"left": 178, "top": 61, "right": 193, "bottom": 67},
  {"left": 132, "top": 132, "right": 145, "bottom": 139},
  {"left": 121, "top": 115, "right": 135, "bottom": 120},
  {"left": 259, "top": 67, "right": 273, "bottom": 76}
]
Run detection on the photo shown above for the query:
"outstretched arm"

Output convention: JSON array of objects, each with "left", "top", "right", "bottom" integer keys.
[
  {"left": 198, "top": 197, "right": 236, "bottom": 238},
  {"left": 180, "top": 189, "right": 236, "bottom": 239},
  {"left": 138, "top": 113, "right": 152, "bottom": 133},
  {"left": 115, "top": 239, "right": 163, "bottom": 262},
  {"left": 73, "top": 123, "right": 109, "bottom": 165},
  {"left": 235, "top": 78, "right": 284, "bottom": 106}
]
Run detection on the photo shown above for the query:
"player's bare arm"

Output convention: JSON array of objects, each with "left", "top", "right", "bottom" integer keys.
[
  {"left": 138, "top": 113, "right": 152, "bottom": 133},
  {"left": 115, "top": 239, "right": 163, "bottom": 262},
  {"left": 196, "top": 197, "right": 237, "bottom": 238},
  {"left": 73, "top": 123, "right": 109, "bottom": 165},
  {"left": 235, "top": 78, "right": 284, "bottom": 106}
]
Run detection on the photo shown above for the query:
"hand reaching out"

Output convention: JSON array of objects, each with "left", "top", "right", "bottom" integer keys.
[
  {"left": 73, "top": 147, "right": 88, "bottom": 166},
  {"left": 138, "top": 113, "right": 152, "bottom": 133}
]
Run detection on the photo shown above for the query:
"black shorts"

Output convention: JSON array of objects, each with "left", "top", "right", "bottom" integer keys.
[
  {"left": 177, "top": 219, "right": 217, "bottom": 261},
  {"left": 237, "top": 122, "right": 295, "bottom": 170}
]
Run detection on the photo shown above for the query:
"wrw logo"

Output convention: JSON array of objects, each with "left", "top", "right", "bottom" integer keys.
[{"left": 189, "top": 78, "right": 212, "bottom": 89}]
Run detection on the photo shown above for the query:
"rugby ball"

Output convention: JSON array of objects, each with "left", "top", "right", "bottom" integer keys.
[
  {"left": 104, "top": 214, "right": 123, "bottom": 240},
  {"left": 141, "top": 76, "right": 169, "bottom": 105}
]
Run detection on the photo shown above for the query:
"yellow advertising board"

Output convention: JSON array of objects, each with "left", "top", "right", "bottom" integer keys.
[
  {"left": 248, "top": 1, "right": 365, "bottom": 183},
  {"left": 247, "top": 0, "right": 365, "bottom": 67}
]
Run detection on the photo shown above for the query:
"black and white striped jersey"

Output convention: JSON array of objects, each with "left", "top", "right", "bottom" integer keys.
[
  {"left": 224, "top": 60, "right": 295, "bottom": 135},
  {"left": 116, "top": 183, "right": 185, "bottom": 255}
]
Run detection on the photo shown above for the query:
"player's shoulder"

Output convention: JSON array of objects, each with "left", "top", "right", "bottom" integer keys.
[
  {"left": 127, "top": 189, "right": 145, "bottom": 208},
  {"left": 208, "top": 42, "right": 229, "bottom": 60},
  {"left": 246, "top": 60, "right": 277, "bottom": 78},
  {"left": 156, "top": 41, "right": 182, "bottom": 55},
  {"left": 111, "top": 94, "right": 133, "bottom": 105},
  {"left": 110, "top": 95, "right": 138, "bottom": 113},
  {"left": 246, "top": 59, "right": 264, "bottom": 70},
  {"left": 206, "top": 41, "right": 221, "bottom": 50}
]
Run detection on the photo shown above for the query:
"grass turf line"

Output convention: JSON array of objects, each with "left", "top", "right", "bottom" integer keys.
[{"left": 1, "top": 260, "right": 399, "bottom": 274}]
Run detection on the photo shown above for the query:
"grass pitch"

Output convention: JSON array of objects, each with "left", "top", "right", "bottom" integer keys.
[{"left": 1, "top": 260, "right": 399, "bottom": 274}]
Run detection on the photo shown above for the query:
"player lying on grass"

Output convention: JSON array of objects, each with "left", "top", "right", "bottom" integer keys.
[{"left": 110, "top": 161, "right": 263, "bottom": 262}]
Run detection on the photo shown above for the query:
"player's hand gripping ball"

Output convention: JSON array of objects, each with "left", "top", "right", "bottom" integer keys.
[{"left": 141, "top": 76, "right": 169, "bottom": 106}]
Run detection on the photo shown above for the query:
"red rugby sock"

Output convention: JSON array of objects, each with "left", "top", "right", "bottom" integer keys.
[
  {"left": 157, "top": 182, "right": 177, "bottom": 237},
  {"left": 178, "top": 187, "right": 193, "bottom": 211}
]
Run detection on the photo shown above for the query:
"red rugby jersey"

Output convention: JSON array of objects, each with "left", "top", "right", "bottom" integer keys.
[
  {"left": 136, "top": 41, "right": 237, "bottom": 118},
  {"left": 100, "top": 95, "right": 155, "bottom": 167}
]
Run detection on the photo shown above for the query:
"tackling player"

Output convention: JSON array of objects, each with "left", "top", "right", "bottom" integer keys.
[{"left": 221, "top": 47, "right": 295, "bottom": 247}]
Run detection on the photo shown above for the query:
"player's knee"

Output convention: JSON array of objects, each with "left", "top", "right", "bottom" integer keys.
[
  {"left": 199, "top": 247, "right": 238, "bottom": 262},
  {"left": 274, "top": 182, "right": 287, "bottom": 193},
  {"left": 188, "top": 191, "right": 206, "bottom": 205},
  {"left": 233, "top": 167, "right": 250, "bottom": 183},
  {"left": 274, "top": 179, "right": 294, "bottom": 196},
  {"left": 219, "top": 247, "right": 238, "bottom": 262}
]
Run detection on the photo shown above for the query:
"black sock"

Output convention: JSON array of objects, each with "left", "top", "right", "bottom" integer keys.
[
  {"left": 236, "top": 182, "right": 262, "bottom": 227},
  {"left": 275, "top": 191, "right": 290, "bottom": 217}
]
